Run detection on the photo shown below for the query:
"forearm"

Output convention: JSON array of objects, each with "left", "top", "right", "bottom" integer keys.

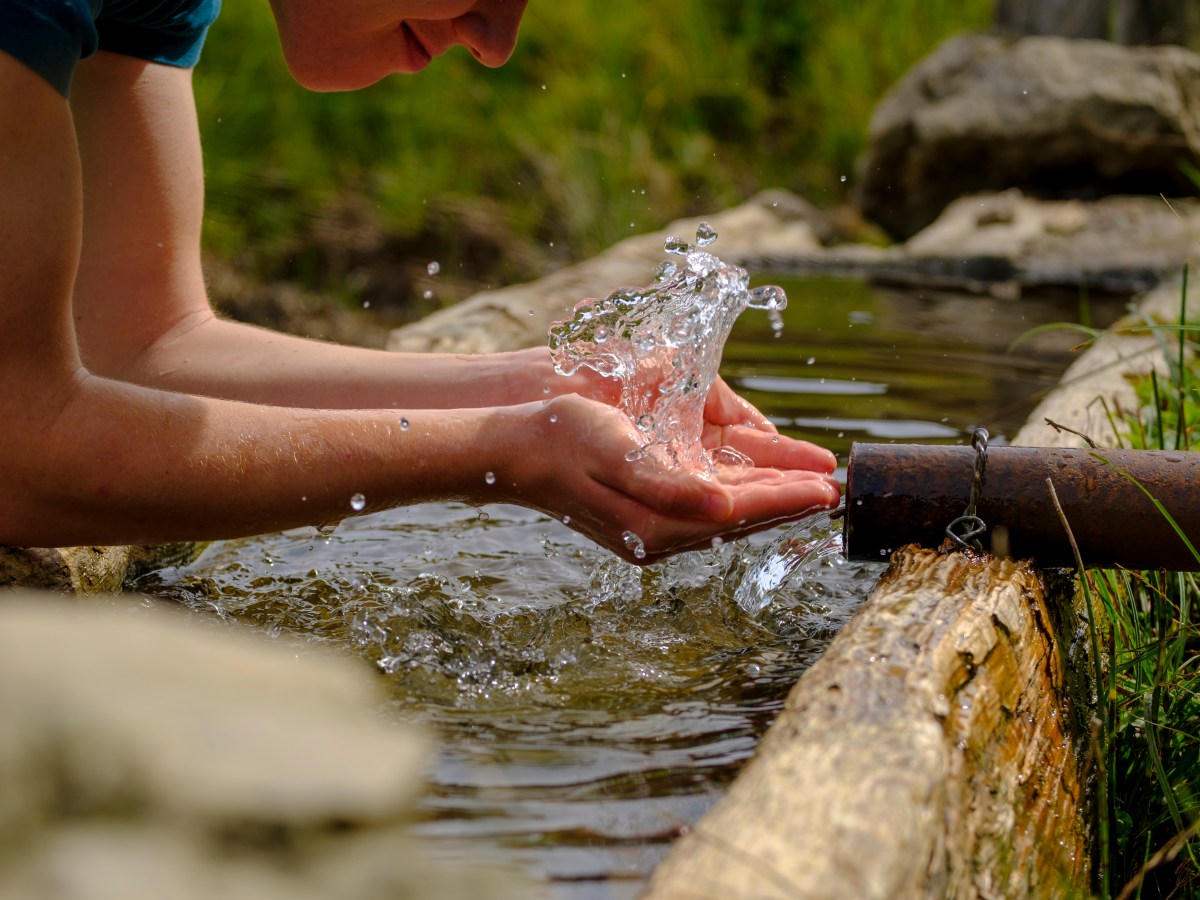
[
  {"left": 0, "top": 370, "right": 522, "bottom": 548},
  {"left": 118, "top": 312, "right": 600, "bottom": 410}
]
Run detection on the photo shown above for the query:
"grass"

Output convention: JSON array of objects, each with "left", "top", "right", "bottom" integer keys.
[
  {"left": 1066, "top": 271, "right": 1200, "bottom": 898},
  {"left": 191, "top": 0, "right": 994, "bottom": 312}
]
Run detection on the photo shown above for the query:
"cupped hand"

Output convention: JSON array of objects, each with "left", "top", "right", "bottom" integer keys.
[
  {"left": 494, "top": 394, "right": 840, "bottom": 565},
  {"left": 516, "top": 347, "right": 835, "bottom": 473},
  {"left": 701, "top": 375, "right": 837, "bottom": 475}
]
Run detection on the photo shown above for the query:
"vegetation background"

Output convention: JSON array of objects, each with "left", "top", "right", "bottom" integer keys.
[{"left": 193, "top": 0, "right": 994, "bottom": 319}]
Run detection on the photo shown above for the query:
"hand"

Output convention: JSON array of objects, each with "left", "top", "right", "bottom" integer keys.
[
  {"left": 493, "top": 395, "right": 840, "bottom": 564},
  {"left": 701, "top": 376, "right": 838, "bottom": 475}
]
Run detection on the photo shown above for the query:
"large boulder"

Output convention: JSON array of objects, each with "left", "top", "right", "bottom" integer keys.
[
  {"left": 0, "top": 593, "right": 529, "bottom": 900},
  {"left": 856, "top": 33, "right": 1200, "bottom": 239}
]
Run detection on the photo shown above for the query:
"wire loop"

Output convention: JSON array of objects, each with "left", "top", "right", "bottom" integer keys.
[{"left": 946, "top": 427, "right": 989, "bottom": 552}]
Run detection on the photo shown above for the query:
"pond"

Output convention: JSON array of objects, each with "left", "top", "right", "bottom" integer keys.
[{"left": 134, "top": 275, "right": 1125, "bottom": 899}]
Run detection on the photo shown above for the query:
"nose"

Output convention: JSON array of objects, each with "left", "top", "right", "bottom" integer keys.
[{"left": 453, "top": 0, "right": 529, "bottom": 67}]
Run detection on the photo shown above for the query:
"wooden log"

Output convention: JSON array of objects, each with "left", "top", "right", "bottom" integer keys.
[{"left": 642, "top": 546, "right": 1092, "bottom": 899}]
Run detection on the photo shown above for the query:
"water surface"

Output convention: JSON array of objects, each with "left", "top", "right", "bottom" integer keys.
[{"left": 136, "top": 276, "right": 1122, "bottom": 897}]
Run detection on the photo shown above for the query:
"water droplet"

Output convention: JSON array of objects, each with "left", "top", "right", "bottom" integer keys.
[
  {"left": 622, "top": 530, "right": 647, "bottom": 560},
  {"left": 423, "top": 289, "right": 434, "bottom": 300},
  {"left": 426, "top": 261, "right": 441, "bottom": 276},
  {"left": 315, "top": 522, "right": 338, "bottom": 537},
  {"left": 484, "top": 471, "right": 496, "bottom": 485},
  {"left": 477, "top": 509, "right": 490, "bottom": 521},
  {"left": 362, "top": 300, "right": 371, "bottom": 309},
  {"left": 594, "top": 325, "right": 610, "bottom": 344},
  {"left": 350, "top": 493, "right": 366, "bottom": 511},
  {"left": 549, "top": 414, "right": 558, "bottom": 424},
  {"left": 695, "top": 222, "right": 718, "bottom": 246},
  {"left": 624, "top": 448, "right": 643, "bottom": 462},
  {"left": 748, "top": 284, "right": 787, "bottom": 311},
  {"left": 399, "top": 417, "right": 410, "bottom": 431},
  {"left": 542, "top": 386, "right": 551, "bottom": 395},
  {"left": 655, "top": 261, "right": 678, "bottom": 281},
  {"left": 562, "top": 515, "right": 571, "bottom": 525},
  {"left": 663, "top": 236, "right": 689, "bottom": 255},
  {"left": 806, "top": 357, "right": 816, "bottom": 366},
  {"left": 840, "top": 174, "right": 847, "bottom": 183}
]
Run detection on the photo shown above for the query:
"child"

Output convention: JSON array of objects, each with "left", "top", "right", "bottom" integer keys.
[{"left": 0, "top": 0, "right": 839, "bottom": 563}]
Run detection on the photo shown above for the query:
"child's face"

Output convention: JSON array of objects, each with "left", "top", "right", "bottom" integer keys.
[{"left": 269, "top": 0, "right": 530, "bottom": 90}]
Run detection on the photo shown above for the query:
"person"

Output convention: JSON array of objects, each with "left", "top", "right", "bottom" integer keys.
[{"left": 0, "top": 0, "right": 840, "bottom": 564}]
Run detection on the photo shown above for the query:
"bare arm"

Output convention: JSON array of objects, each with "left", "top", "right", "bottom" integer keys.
[
  {"left": 66, "top": 52, "right": 564, "bottom": 411},
  {"left": 0, "top": 50, "right": 836, "bottom": 559}
]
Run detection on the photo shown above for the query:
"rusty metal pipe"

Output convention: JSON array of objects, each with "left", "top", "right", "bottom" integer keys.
[{"left": 843, "top": 443, "right": 1200, "bottom": 570}]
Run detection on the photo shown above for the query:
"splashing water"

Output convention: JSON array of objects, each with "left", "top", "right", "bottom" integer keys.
[
  {"left": 734, "top": 511, "right": 848, "bottom": 614},
  {"left": 548, "top": 223, "right": 787, "bottom": 470}
]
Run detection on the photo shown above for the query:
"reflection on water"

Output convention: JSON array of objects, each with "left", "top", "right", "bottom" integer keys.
[
  {"left": 726, "top": 276, "right": 1125, "bottom": 464},
  {"left": 134, "top": 277, "right": 1123, "bottom": 897}
]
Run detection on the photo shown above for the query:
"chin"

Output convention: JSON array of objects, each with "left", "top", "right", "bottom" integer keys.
[{"left": 280, "top": 42, "right": 404, "bottom": 91}]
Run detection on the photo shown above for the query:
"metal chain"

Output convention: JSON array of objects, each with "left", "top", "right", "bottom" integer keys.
[{"left": 945, "top": 427, "right": 989, "bottom": 552}]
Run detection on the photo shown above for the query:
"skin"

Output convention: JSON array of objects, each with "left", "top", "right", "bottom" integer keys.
[{"left": 0, "top": 0, "right": 839, "bottom": 564}]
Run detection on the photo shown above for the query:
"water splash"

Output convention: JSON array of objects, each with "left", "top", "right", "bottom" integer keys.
[
  {"left": 548, "top": 225, "right": 787, "bottom": 470},
  {"left": 734, "top": 511, "right": 847, "bottom": 615},
  {"left": 622, "top": 530, "right": 647, "bottom": 560}
]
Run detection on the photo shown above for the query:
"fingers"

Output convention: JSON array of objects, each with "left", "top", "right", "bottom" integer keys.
[
  {"left": 705, "top": 377, "right": 776, "bottom": 432},
  {"left": 595, "top": 454, "right": 735, "bottom": 522},
  {"left": 579, "top": 465, "right": 840, "bottom": 565},
  {"left": 705, "top": 427, "right": 838, "bottom": 474}
]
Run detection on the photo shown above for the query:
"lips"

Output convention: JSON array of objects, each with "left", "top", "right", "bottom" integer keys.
[{"left": 399, "top": 22, "right": 432, "bottom": 70}]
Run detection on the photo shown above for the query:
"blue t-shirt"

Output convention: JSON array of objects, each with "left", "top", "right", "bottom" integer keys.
[{"left": 0, "top": 0, "right": 221, "bottom": 96}]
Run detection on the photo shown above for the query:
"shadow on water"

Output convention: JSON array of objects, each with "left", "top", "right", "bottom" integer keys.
[{"left": 135, "top": 276, "right": 1127, "bottom": 898}]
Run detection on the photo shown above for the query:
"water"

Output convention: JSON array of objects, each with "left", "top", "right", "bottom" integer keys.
[
  {"left": 549, "top": 224, "right": 785, "bottom": 470},
  {"left": 133, "top": 267, "right": 1125, "bottom": 897}
]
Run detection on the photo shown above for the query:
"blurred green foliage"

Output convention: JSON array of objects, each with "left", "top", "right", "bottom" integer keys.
[{"left": 194, "top": 0, "right": 993, "bottom": 298}]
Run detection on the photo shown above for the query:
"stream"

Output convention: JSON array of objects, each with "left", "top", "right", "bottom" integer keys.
[{"left": 134, "top": 274, "right": 1125, "bottom": 898}]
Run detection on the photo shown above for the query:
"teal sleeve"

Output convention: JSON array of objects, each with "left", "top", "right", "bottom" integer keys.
[{"left": 0, "top": 0, "right": 221, "bottom": 97}]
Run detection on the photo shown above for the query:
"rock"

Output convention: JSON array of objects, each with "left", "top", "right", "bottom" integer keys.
[
  {"left": 899, "top": 190, "right": 1200, "bottom": 294},
  {"left": 386, "top": 190, "right": 831, "bottom": 355},
  {"left": 856, "top": 33, "right": 1200, "bottom": 239},
  {"left": 0, "top": 544, "right": 204, "bottom": 594},
  {"left": 0, "top": 593, "right": 530, "bottom": 900},
  {"left": 1015, "top": 270, "right": 1198, "bottom": 448}
]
